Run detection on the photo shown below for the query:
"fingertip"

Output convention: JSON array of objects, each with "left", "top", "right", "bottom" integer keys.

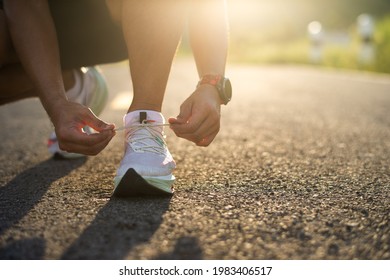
[
  {"left": 168, "top": 117, "right": 182, "bottom": 124},
  {"left": 196, "top": 137, "right": 212, "bottom": 147},
  {"left": 106, "top": 123, "right": 116, "bottom": 129},
  {"left": 168, "top": 117, "right": 175, "bottom": 124},
  {"left": 103, "top": 128, "right": 116, "bottom": 137},
  {"left": 98, "top": 123, "right": 112, "bottom": 131}
]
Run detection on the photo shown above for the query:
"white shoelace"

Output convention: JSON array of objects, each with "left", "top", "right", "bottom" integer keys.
[
  {"left": 115, "top": 122, "right": 170, "bottom": 155},
  {"left": 114, "top": 122, "right": 170, "bottom": 132}
]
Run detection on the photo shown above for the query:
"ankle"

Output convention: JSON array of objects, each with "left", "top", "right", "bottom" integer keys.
[{"left": 128, "top": 102, "right": 162, "bottom": 113}]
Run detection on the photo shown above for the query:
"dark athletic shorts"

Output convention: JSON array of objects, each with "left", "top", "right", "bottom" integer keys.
[{"left": 1, "top": 0, "right": 128, "bottom": 69}]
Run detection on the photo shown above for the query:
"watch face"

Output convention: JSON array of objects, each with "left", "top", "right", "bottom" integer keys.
[{"left": 222, "top": 78, "right": 232, "bottom": 104}]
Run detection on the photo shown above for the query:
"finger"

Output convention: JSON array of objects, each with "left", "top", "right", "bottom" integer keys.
[
  {"left": 83, "top": 109, "right": 115, "bottom": 132},
  {"left": 74, "top": 129, "right": 115, "bottom": 147},
  {"left": 84, "top": 132, "right": 115, "bottom": 155},
  {"left": 170, "top": 108, "right": 209, "bottom": 135},
  {"left": 170, "top": 116, "right": 206, "bottom": 141},
  {"left": 169, "top": 101, "right": 193, "bottom": 125},
  {"left": 177, "top": 118, "right": 218, "bottom": 142},
  {"left": 168, "top": 117, "right": 185, "bottom": 125},
  {"left": 59, "top": 130, "right": 115, "bottom": 155},
  {"left": 191, "top": 113, "right": 220, "bottom": 141},
  {"left": 178, "top": 121, "right": 219, "bottom": 146},
  {"left": 60, "top": 128, "right": 115, "bottom": 149},
  {"left": 196, "top": 129, "right": 219, "bottom": 147}
]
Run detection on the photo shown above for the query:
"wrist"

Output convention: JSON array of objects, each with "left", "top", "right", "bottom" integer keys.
[
  {"left": 197, "top": 83, "right": 223, "bottom": 105},
  {"left": 197, "top": 74, "right": 232, "bottom": 105},
  {"left": 41, "top": 95, "right": 68, "bottom": 122}
]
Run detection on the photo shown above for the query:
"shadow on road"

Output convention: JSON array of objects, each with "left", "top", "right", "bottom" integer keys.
[
  {"left": 0, "top": 238, "right": 46, "bottom": 260},
  {"left": 61, "top": 197, "right": 171, "bottom": 259},
  {"left": 156, "top": 236, "right": 204, "bottom": 260},
  {"left": 0, "top": 157, "right": 86, "bottom": 259}
]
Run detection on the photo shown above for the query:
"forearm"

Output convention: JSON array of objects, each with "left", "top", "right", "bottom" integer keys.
[
  {"left": 188, "top": 0, "right": 228, "bottom": 77},
  {"left": 3, "top": 0, "right": 67, "bottom": 117}
]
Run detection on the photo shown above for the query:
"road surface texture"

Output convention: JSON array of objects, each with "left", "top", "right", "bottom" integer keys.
[{"left": 0, "top": 59, "right": 389, "bottom": 260}]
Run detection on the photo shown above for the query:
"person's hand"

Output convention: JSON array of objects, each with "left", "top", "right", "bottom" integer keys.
[
  {"left": 49, "top": 99, "right": 115, "bottom": 155},
  {"left": 168, "top": 84, "right": 221, "bottom": 146}
]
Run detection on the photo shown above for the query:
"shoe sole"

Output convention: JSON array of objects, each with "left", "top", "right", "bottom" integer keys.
[{"left": 112, "top": 168, "right": 174, "bottom": 198}]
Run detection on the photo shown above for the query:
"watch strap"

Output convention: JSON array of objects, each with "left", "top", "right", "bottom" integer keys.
[{"left": 197, "top": 74, "right": 223, "bottom": 87}]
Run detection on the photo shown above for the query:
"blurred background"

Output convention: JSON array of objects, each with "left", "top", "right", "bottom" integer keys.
[{"left": 181, "top": 0, "right": 390, "bottom": 73}]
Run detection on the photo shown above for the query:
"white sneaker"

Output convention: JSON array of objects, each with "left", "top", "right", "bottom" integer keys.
[
  {"left": 113, "top": 110, "right": 176, "bottom": 197},
  {"left": 47, "top": 67, "right": 108, "bottom": 159}
]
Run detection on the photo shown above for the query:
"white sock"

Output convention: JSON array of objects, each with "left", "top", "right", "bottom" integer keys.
[{"left": 124, "top": 110, "right": 165, "bottom": 127}]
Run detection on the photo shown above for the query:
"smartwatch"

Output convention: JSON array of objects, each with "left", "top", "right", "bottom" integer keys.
[{"left": 198, "top": 74, "right": 232, "bottom": 105}]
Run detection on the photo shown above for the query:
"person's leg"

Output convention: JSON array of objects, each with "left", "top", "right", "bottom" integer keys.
[
  {"left": 1, "top": 0, "right": 128, "bottom": 106},
  {"left": 0, "top": 64, "right": 74, "bottom": 105},
  {"left": 0, "top": 7, "right": 76, "bottom": 105},
  {"left": 106, "top": 0, "right": 186, "bottom": 196},
  {"left": 112, "top": 0, "right": 187, "bottom": 113}
]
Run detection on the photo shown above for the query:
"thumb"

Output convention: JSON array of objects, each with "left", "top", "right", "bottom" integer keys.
[
  {"left": 84, "top": 109, "right": 115, "bottom": 132},
  {"left": 168, "top": 102, "right": 192, "bottom": 125}
]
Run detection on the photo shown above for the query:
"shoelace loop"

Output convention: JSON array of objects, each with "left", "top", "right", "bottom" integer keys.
[{"left": 119, "top": 121, "right": 170, "bottom": 155}]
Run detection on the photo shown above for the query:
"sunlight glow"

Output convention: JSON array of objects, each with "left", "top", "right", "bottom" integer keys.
[
  {"left": 308, "top": 21, "right": 322, "bottom": 35},
  {"left": 110, "top": 91, "right": 133, "bottom": 110}
]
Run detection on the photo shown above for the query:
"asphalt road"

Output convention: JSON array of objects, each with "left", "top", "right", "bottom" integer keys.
[{"left": 0, "top": 60, "right": 389, "bottom": 260}]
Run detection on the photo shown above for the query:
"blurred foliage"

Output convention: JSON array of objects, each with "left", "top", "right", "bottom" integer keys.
[
  {"left": 374, "top": 15, "right": 390, "bottom": 73},
  {"left": 226, "top": 13, "right": 390, "bottom": 73},
  {"left": 180, "top": 0, "right": 390, "bottom": 73}
]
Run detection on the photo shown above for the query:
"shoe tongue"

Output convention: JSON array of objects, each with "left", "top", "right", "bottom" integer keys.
[
  {"left": 139, "top": 111, "right": 147, "bottom": 124},
  {"left": 124, "top": 110, "right": 165, "bottom": 139}
]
